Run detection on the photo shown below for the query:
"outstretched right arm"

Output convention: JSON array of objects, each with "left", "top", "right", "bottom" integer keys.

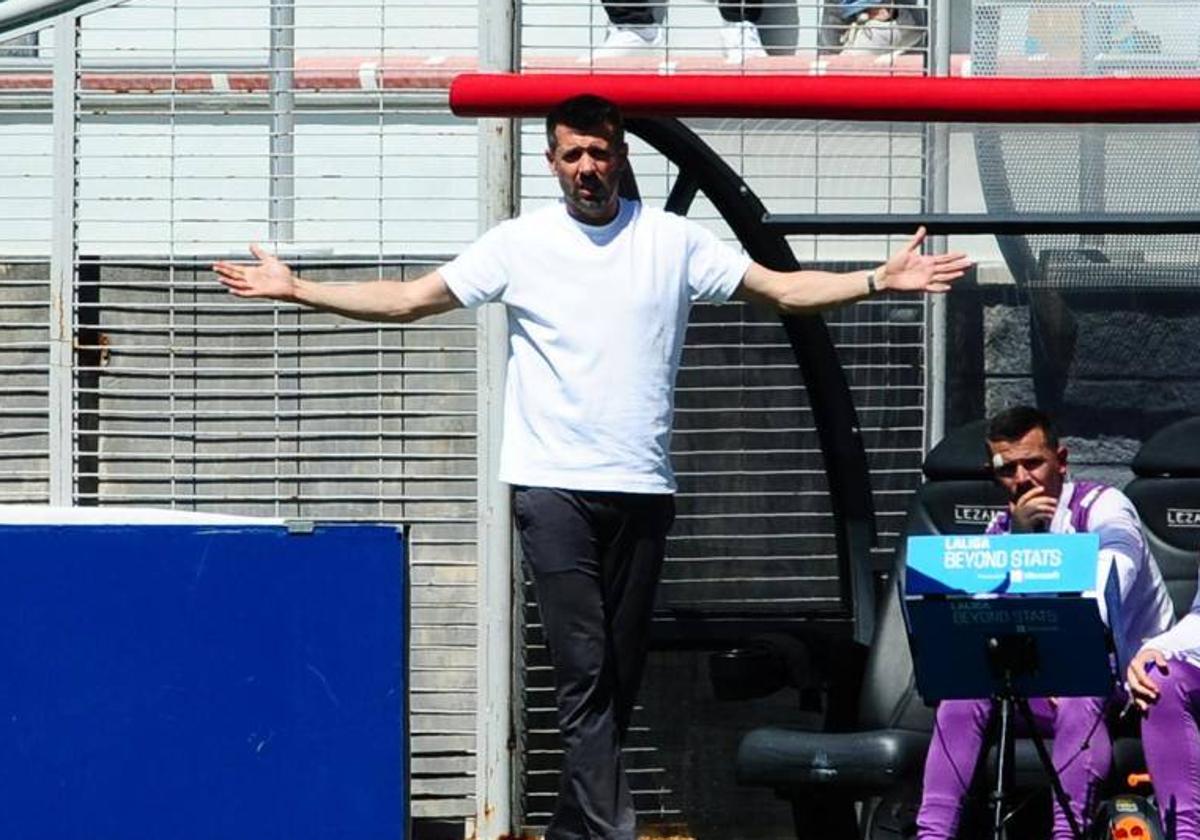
[{"left": 213, "top": 244, "right": 462, "bottom": 323}]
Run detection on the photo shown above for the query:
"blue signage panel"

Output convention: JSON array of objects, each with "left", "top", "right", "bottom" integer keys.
[
  {"left": 0, "top": 522, "right": 407, "bottom": 840},
  {"left": 906, "top": 533, "right": 1100, "bottom": 596}
]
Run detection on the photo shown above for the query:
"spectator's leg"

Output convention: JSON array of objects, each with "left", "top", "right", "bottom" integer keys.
[
  {"left": 1036, "top": 696, "right": 1111, "bottom": 840},
  {"left": 715, "top": 0, "right": 762, "bottom": 25},
  {"left": 917, "top": 699, "right": 996, "bottom": 840},
  {"left": 817, "top": 4, "right": 854, "bottom": 53},
  {"left": 713, "top": 0, "right": 767, "bottom": 62},
  {"left": 1142, "top": 661, "right": 1200, "bottom": 840},
  {"left": 515, "top": 487, "right": 634, "bottom": 840},
  {"left": 598, "top": 0, "right": 656, "bottom": 29}
]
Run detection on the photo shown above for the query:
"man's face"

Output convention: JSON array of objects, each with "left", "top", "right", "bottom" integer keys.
[
  {"left": 987, "top": 427, "right": 1068, "bottom": 503},
  {"left": 546, "top": 122, "right": 626, "bottom": 224}
]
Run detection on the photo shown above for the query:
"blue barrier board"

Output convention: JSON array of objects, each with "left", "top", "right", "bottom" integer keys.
[
  {"left": 906, "top": 533, "right": 1100, "bottom": 596},
  {"left": 0, "top": 519, "right": 407, "bottom": 840}
]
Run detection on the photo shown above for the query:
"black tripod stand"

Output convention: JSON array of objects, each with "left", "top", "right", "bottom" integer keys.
[{"left": 987, "top": 633, "right": 1088, "bottom": 840}]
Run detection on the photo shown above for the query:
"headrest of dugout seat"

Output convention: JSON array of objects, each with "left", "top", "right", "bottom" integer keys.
[
  {"left": 1127, "top": 417, "right": 1200, "bottom": 557},
  {"left": 921, "top": 418, "right": 994, "bottom": 481},
  {"left": 910, "top": 419, "right": 1008, "bottom": 536},
  {"left": 1132, "top": 417, "right": 1200, "bottom": 478}
]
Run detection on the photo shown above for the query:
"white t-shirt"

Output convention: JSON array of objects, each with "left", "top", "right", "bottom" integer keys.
[{"left": 440, "top": 198, "right": 751, "bottom": 493}]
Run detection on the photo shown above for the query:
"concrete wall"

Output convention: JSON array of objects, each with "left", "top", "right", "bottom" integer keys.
[{"left": 948, "top": 277, "right": 1200, "bottom": 489}]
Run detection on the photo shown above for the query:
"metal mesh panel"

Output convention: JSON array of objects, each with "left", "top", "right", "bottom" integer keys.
[
  {"left": 672, "top": 302, "right": 845, "bottom": 614},
  {"left": 974, "top": 125, "right": 1200, "bottom": 290},
  {"left": 73, "top": 261, "right": 475, "bottom": 516},
  {"left": 0, "top": 25, "right": 55, "bottom": 504},
  {"left": 972, "top": 1, "right": 1200, "bottom": 293},
  {"left": 0, "top": 261, "right": 51, "bottom": 503},
  {"left": 972, "top": 0, "right": 1199, "bottom": 77},
  {"left": 669, "top": 292, "right": 925, "bottom": 614}
]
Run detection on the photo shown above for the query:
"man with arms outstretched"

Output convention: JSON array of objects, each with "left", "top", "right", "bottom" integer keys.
[{"left": 216, "top": 94, "right": 971, "bottom": 840}]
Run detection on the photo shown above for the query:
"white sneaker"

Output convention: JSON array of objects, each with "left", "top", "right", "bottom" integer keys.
[
  {"left": 839, "top": 12, "right": 922, "bottom": 57},
  {"left": 719, "top": 20, "right": 767, "bottom": 63},
  {"left": 586, "top": 25, "right": 665, "bottom": 59}
]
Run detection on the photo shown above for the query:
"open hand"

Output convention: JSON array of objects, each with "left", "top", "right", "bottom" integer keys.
[
  {"left": 877, "top": 227, "right": 972, "bottom": 293},
  {"left": 213, "top": 244, "right": 297, "bottom": 300},
  {"left": 1127, "top": 647, "right": 1169, "bottom": 711}
]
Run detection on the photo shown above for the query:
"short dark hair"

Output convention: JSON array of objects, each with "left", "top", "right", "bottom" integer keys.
[
  {"left": 545, "top": 94, "right": 625, "bottom": 149},
  {"left": 986, "top": 405, "right": 1060, "bottom": 449}
]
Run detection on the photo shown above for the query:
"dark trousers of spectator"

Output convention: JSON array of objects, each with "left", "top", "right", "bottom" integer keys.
[
  {"left": 514, "top": 486, "right": 675, "bottom": 840},
  {"left": 601, "top": 0, "right": 761, "bottom": 27}
]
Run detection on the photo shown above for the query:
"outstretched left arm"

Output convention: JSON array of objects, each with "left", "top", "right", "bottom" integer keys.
[{"left": 732, "top": 226, "right": 972, "bottom": 313}]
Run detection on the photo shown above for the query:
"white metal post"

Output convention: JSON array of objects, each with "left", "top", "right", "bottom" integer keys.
[
  {"left": 48, "top": 12, "right": 78, "bottom": 505},
  {"left": 924, "top": 0, "right": 952, "bottom": 452},
  {"left": 269, "top": 0, "right": 295, "bottom": 245},
  {"left": 474, "top": 0, "right": 519, "bottom": 832}
]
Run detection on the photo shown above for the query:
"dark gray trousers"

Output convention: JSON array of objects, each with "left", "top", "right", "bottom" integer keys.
[{"left": 513, "top": 486, "right": 675, "bottom": 840}]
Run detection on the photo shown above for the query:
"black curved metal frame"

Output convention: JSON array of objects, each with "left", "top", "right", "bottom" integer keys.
[{"left": 626, "top": 116, "right": 878, "bottom": 641}]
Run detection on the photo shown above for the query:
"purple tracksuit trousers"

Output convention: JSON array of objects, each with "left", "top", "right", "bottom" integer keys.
[
  {"left": 917, "top": 696, "right": 1111, "bottom": 840},
  {"left": 1141, "top": 659, "right": 1200, "bottom": 840}
]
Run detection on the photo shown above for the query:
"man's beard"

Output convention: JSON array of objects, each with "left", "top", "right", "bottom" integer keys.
[{"left": 572, "top": 178, "right": 610, "bottom": 211}]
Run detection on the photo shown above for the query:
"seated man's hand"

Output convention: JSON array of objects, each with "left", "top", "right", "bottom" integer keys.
[
  {"left": 1127, "top": 647, "right": 1169, "bottom": 711},
  {"left": 1009, "top": 484, "right": 1057, "bottom": 533}
]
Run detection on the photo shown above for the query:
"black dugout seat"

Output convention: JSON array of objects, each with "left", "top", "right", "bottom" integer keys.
[
  {"left": 1124, "top": 417, "right": 1200, "bottom": 617},
  {"left": 734, "top": 420, "right": 1008, "bottom": 836}
]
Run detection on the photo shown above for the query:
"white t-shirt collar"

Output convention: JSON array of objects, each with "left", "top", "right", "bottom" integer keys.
[{"left": 563, "top": 197, "right": 634, "bottom": 246}]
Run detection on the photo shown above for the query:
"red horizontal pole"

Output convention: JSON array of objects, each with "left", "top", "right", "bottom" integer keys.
[{"left": 450, "top": 73, "right": 1200, "bottom": 123}]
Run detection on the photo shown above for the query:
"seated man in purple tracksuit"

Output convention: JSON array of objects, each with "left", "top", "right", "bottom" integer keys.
[
  {"left": 1128, "top": 573, "right": 1200, "bottom": 839},
  {"left": 916, "top": 406, "right": 1175, "bottom": 840}
]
